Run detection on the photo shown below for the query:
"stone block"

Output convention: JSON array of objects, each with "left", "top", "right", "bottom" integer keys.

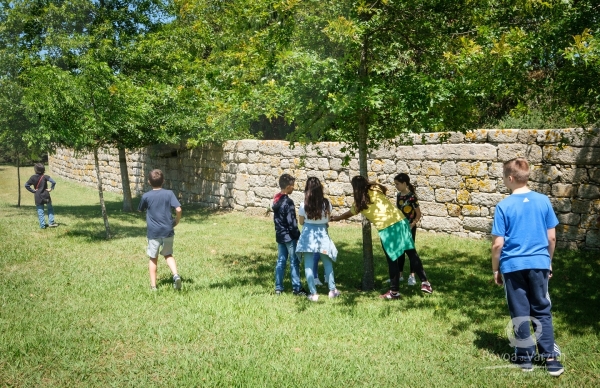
[
  {"left": 470, "top": 193, "right": 505, "bottom": 207},
  {"left": 421, "top": 161, "right": 441, "bottom": 176},
  {"left": 487, "top": 129, "right": 520, "bottom": 143},
  {"left": 530, "top": 165, "right": 561, "bottom": 183},
  {"left": 421, "top": 216, "right": 462, "bottom": 232},
  {"left": 462, "top": 205, "right": 481, "bottom": 216},
  {"left": 497, "top": 144, "right": 543, "bottom": 163},
  {"left": 528, "top": 182, "right": 551, "bottom": 196},
  {"left": 407, "top": 161, "right": 421, "bottom": 174},
  {"left": 464, "top": 130, "right": 488, "bottom": 142},
  {"left": 571, "top": 199, "right": 592, "bottom": 214},
  {"left": 445, "top": 176, "right": 463, "bottom": 189},
  {"left": 435, "top": 188, "right": 456, "bottom": 203},
  {"left": 489, "top": 162, "right": 504, "bottom": 178},
  {"left": 456, "top": 162, "right": 488, "bottom": 177},
  {"left": 578, "top": 184, "right": 600, "bottom": 199},
  {"left": 416, "top": 175, "right": 430, "bottom": 188},
  {"left": 428, "top": 176, "right": 446, "bottom": 188},
  {"left": 371, "top": 159, "right": 386, "bottom": 172},
  {"left": 517, "top": 129, "right": 541, "bottom": 144},
  {"left": 463, "top": 217, "right": 493, "bottom": 232},
  {"left": 420, "top": 202, "right": 448, "bottom": 216},
  {"left": 456, "top": 190, "right": 471, "bottom": 204},
  {"left": 560, "top": 167, "right": 588, "bottom": 183},
  {"left": 466, "top": 178, "right": 497, "bottom": 193},
  {"left": 416, "top": 186, "right": 435, "bottom": 201},
  {"left": 370, "top": 146, "right": 395, "bottom": 159},
  {"left": 543, "top": 145, "right": 600, "bottom": 165},
  {"left": 550, "top": 198, "right": 571, "bottom": 213},
  {"left": 585, "top": 230, "right": 600, "bottom": 248},
  {"left": 417, "top": 132, "right": 466, "bottom": 144},
  {"left": 589, "top": 168, "right": 600, "bottom": 183},
  {"left": 396, "top": 161, "right": 409, "bottom": 172},
  {"left": 440, "top": 161, "right": 457, "bottom": 176},
  {"left": 552, "top": 183, "right": 575, "bottom": 198},
  {"left": 447, "top": 204, "right": 461, "bottom": 217},
  {"left": 556, "top": 224, "right": 586, "bottom": 241},
  {"left": 557, "top": 213, "right": 580, "bottom": 226}
]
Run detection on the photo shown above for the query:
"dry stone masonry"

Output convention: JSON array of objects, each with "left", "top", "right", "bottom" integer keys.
[{"left": 50, "top": 129, "right": 600, "bottom": 249}]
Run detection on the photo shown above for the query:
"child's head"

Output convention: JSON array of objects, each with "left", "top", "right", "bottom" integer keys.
[
  {"left": 351, "top": 176, "right": 386, "bottom": 212},
  {"left": 393, "top": 173, "right": 415, "bottom": 193},
  {"left": 304, "top": 177, "right": 329, "bottom": 220},
  {"left": 34, "top": 163, "right": 45, "bottom": 175},
  {"left": 503, "top": 158, "right": 530, "bottom": 188},
  {"left": 278, "top": 173, "right": 295, "bottom": 194},
  {"left": 148, "top": 169, "right": 164, "bottom": 188}
]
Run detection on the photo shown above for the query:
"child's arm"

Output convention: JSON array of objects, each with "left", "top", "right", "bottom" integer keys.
[
  {"left": 331, "top": 210, "right": 353, "bottom": 222},
  {"left": 47, "top": 177, "right": 56, "bottom": 192},
  {"left": 173, "top": 206, "right": 182, "bottom": 227},
  {"left": 547, "top": 227, "right": 556, "bottom": 278},
  {"left": 491, "top": 235, "right": 504, "bottom": 286},
  {"left": 298, "top": 215, "right": 305, "bottom": 225},
  {"left": 411, "top": 207, "right": 422, "bottom": 229}
]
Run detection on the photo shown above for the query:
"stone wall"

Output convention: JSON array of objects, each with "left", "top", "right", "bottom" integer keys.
[{"left": 49, "top": 129, "right": 600, "bottom": 249}]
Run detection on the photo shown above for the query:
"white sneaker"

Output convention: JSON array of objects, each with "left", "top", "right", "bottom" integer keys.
[
  {"left": 307, "top": 294, "right": 319, "bottom": 302},
  {"left": 408, "top": 275, "right": 416, "bottom": 286},
  {"left": 328, "top": 289, "right": 341, "bottom": 298},
  {"left": 399, "top": 276, "right": 404, "bottom": 282},
  {"left": 314, "top": 278, "right": 323, "bottom": 286}
]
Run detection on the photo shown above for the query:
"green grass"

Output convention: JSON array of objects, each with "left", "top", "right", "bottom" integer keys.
[{"left": 1, "top": 165, "right": 598, "bottom": 387}]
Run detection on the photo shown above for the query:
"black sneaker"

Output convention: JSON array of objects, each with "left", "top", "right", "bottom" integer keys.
[
  {"left": 545, "top": 359, "right": 564, "bottom": 377},
  {"left": 513, "top": 358, "right": 533, "bottom": 372},
  {"left": 293, "top": 288, "right": 308, "bottom": 296}
]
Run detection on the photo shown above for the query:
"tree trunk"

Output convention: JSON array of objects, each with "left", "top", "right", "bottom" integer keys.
[
  {"left": 358, "top": 34, "right": 374, "bottom": 291},
  {"left": 17, "top": 153, "right": 21, "bottom": 208},
  {"left": 118, "top": 147, "right": 133, "bottom": 212},
  {"left": 94, "top": 148, "right": 112, "bottom": 239}
]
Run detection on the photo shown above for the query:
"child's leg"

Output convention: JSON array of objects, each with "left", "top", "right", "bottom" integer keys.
[
  {"left": 165, "top": 255, "right": 178, "bottom": 275},
  {"left": 149, "top": 257, "right": 159, "bottom": 288},
  {"left": 47, "top": 202, "right": 55, "bottom": 225},
  {"left": 275, "top": 243, "right": 289, "bottom": 291},
  {"left": 409, "top": 227, "right": 417, "bottom": 275},
  {"left": 35, "top": 205, "right": 46, "bottom": 228},
  {"left": 304, "top": 253, "right": 317, "bottom": 295},
  {"left": 397, "top": 252, "right": 406, "bottom": 278},
  {"left": 288, "top": 240, "right": 302, "bottom": 292},
  {"left": 161, "top": 237, "right": 178, "bottom": 275},
  {"left": 321, "top": 254, "right": 336, "bottom": 291},
  {"left": 526, "top": 269, "right": 558, "bottom": 359},
  {"left": 312, "top": 252, "right": 321, "bottom": 280},
  {"left": 406, "top": 249, "right": 427, "bottom": 282},
  {"left": 503, "top": 270, "right": 538, "bottom": 361},
  {"left": 383, "top": 248, "right": 401, "bottom": 292}
]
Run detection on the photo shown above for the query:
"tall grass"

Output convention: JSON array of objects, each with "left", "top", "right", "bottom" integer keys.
[{"left": 0, "top": 165, "right": 598, "bottom": 387}]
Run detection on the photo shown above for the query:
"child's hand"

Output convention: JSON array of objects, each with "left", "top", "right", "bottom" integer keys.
[{"left": 494, "top": 271, "right": 503, "bottom": 286}]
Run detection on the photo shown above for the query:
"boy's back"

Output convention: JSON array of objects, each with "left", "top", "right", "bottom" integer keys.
[
  {"left": 493, "top": 191, "right": 558, "bottom": 272},
  {"left": 139, "top": 189, "right": 181, "bottom": 239},
  {"left": 272, "top": 192, "right": 300, "bottom": 243}
]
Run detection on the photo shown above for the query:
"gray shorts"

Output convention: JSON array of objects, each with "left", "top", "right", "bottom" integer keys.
[{"left": 146, "top": 236, "right": 174, "bottom": 258}]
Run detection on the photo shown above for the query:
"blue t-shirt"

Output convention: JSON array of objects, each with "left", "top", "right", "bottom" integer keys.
[
  {"left": 138, "top": 189, "right": 181, "bottom": 239},
  {"left": 492, "top": 190, "right": 559, "bottom": 274}
]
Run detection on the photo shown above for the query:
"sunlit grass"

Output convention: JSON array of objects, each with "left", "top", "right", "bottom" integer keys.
[{"left": 1, "top": 165, "right": 598, "bottom": 387}]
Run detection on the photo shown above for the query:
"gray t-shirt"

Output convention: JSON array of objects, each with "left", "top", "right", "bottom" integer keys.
[{"left": 138, "top": 189, "right": 181, "bottom": 239}]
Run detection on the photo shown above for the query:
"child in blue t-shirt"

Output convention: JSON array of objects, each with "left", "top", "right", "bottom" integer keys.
[
  {"left": 491, "top": 157, "right": 563, "bottom": 376},
  {"left": 138, "top": 169, "right": 182, "bottom": 291}
]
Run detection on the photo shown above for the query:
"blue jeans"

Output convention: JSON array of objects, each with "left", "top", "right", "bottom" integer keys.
[
  {"left": 36, "top": 202, "right": 55, "bottom": 228},
  {"left": 503, "top": 269, "right": 558, "bottom": 360},
  {"left": 312, "top": 252, "right": 321, "bottom": 279},
  {"left": 275, "top": 241, "right": 302, "bottom": 292},
  {"left": 304, "top": 253, "right": 335, "bottom": 295}
]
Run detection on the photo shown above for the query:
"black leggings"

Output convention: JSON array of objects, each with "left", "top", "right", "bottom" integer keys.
[
  {"left": 382, "top": 240, "right": 427, "bottom": 292},
  {"left": 397, "top": 227, "right": 417, "bottom": 273}
]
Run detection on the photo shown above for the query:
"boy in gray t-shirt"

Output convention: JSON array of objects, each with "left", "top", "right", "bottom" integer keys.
[{"left": 138, "top": 169, "right": 182, "bottom": 291}]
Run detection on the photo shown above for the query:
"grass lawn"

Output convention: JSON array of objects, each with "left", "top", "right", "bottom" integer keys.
[{"left": 0, "top": 165, "right": 598, "bottom": 387}]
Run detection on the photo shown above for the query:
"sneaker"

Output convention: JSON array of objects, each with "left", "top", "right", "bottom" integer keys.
[
  {"left": 293, "top": 288, "right": 308, "bottom": 296},
  {"left": 399, "top": 276, "right": 404, "bottom": 282},
  {"left": 314, "top": 278, "right": 323, "bottom": 286},
  {"left": 545, "top": 359, "right": 564, "bottom": 377},
  {"left": 408, "top": 275, "right": 416, "bottom": 286},
  {"left": 173, "top": 275, "right": 182, "bottom": 290},
  {"left": 328, "top": 289, "right": 341, "bottom": 298},
  {"left": 420, "top": 282, "right": 433, "bottom": 294},
  {"left": 307, "top": 294, "right": 319, "bottom": 302},
  {"left": 275, "top": 290, "right": 282, "bottom": 295},
  {"left": 379, "top": 290, "right": 401, "bottom": 300},
  {"left": 48, "top": 223, "right": 58, "bottom": 228},
  {"left": 513, "top": 358, "right": 533, "bottom": 372},
  {"left": 150, "top": 286, "right": 158, "bottom": 292}
]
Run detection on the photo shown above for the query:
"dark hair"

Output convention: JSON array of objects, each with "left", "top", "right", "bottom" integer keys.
[
  {"left": 34, "top": 163, "right": 45, "bottom": 175},
  {"left": 304, "top": 177, "right": 330, "bottom": 220},
  {"left": 148, "top": 169, "right": 164, "bottom": 187},
  {"left": 278, "top": 173, "right": 295, "bottom": 189},
  {"left": 394, "top": 173, "right": 416, "bottom": 195},
  {"left": 503, "top": 157, "right": 530, "bottom": 184},
  {"left": 351, "top": 176, "right": 387, "bottom": 212}
]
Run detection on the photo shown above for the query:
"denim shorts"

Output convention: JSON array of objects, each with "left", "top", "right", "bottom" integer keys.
[{"left": 147, "top": 236, "right": 174, "bottom": 258}]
